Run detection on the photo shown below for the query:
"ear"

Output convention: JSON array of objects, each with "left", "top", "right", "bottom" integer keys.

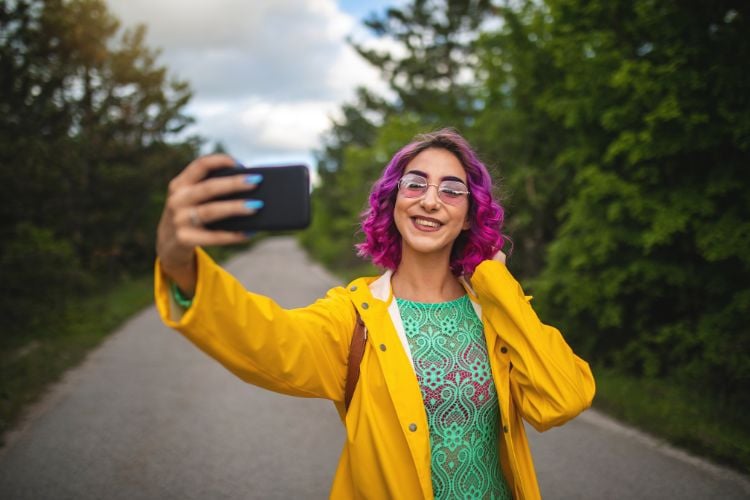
[{"left": 462, "top": 215, "right": 471, "bottom": 231}]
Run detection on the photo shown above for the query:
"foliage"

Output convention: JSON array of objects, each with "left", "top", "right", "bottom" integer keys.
[
  {"left": 301, "top": 0, "right": 497, "bottom": 268},
  {"left": 593, "top": 366, "right": 750, "bottom": 473},
  {"left": 356, "top": 0, "right": 494, "bottom": 125},
  {"left": 305, "top": 0, "right": 750, "bottom": 426},
  {"left": 524, "top": 0, "right": 750, "bottom": 405},
  {"left": 0, "top": 0, "right": 198, "bottom": 339},
  {"left": 0, "top": 273, "right": 154, "bottom": 439}
]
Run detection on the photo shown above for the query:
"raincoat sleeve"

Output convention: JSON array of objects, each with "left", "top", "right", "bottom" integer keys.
[
  {"left": 154, "top": 248, "right": 355, "bottom": 401},
  {"left": 471, "top": 260, "right": 595, "bottom": 431}
]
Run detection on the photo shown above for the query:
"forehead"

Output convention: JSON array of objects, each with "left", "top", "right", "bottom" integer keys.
[{"left": 404, "top": 148, "right": 466, "bottom": 181}]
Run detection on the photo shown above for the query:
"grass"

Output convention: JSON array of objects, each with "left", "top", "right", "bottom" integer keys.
[
  {"left": 0, "top": 238, "right": 261, "bottom": 444},
  {"left": 3, "top": 238, "right": 748, "bottom": 478},
  {"left": 592, "top": 366, "right": 750, "bottom": 475},
  {"left": 0, "top": 274, "right": 155, "bottom": 441}
]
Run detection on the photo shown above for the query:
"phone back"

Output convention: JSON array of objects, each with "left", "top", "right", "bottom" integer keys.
[{"left": 204, "top": 164, "right": 310, "bottom": 232}]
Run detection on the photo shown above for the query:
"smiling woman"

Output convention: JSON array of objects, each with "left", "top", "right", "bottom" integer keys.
[{"left": 154, "top": 128, "right": 595, "bottom": 499}]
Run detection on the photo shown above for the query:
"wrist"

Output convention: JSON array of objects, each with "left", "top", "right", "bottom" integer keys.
[
  {"left": 170, "top": 281, "right": 194, "bottom": 308},
  {"left": 160, "top": 250, "right": 197, "bottom": 296}
]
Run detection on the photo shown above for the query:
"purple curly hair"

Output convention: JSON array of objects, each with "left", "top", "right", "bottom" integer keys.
[{"left": 356, "top": 128, "right": 509, "bottom": 276}]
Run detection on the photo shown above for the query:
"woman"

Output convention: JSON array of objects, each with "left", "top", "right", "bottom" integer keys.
[{"left": 155, "top": 129, "right": 595, "bottom": 499}]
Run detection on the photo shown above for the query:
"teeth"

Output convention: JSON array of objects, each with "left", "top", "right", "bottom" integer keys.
[{"left": 415, "top": 218, "right": 440, "bottom": 228}]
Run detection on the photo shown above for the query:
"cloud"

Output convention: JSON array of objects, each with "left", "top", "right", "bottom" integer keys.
[
  {"left": 107, "top": 0, "right": 387, "bottom": 162},
  {"left": 190, "top": 98, "right": 341, "bottom": 157}
]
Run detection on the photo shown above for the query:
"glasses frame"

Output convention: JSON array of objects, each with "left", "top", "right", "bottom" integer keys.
[{"left": 397, "top": 173, "right": 470, "bottom": 206}]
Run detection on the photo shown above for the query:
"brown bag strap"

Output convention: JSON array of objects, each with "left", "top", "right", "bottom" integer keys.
[{"left": 344, "top": 308, "right": 367, "bottom": 411}]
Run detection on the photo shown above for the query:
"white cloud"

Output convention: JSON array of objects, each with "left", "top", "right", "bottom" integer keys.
[{"left": 107, "top": 0, "right": 388, "bottom": 164}]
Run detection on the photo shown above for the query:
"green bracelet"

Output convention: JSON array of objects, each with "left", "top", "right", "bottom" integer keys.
[{"left": 170, "top": 282, "right": 194, "bottom": 309}]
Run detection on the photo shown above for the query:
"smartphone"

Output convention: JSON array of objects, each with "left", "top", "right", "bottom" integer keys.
[{"left": 202, "top": 164, "right": 311, "bottom": 232}]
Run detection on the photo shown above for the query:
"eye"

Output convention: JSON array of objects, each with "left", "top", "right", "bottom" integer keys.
[
  {"left": 401, "top": 175, "right": 427, "bottom": 189},
  {"left": 440, "top": 188, "right": 464, "bottom": 198},
  {"left": 439, "top": 182, "right": 468, "bottom": 198}
]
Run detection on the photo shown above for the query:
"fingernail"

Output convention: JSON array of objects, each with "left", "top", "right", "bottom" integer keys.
[
  {"left": 244, "top": 231, "right": 256, "bottom": 237},
  {"left": 245, "top": 199, "right": 264, "bottom": 210},
  {"left": 234, "top": 158, "right": 246, "bottom": 167},
  {"left": 245, "top": 174, "right": 263, "bottom": 184}
]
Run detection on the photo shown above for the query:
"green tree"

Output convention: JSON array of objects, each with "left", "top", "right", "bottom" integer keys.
[
  {"left": 469, "top": 3, "right": 571, "bottom": 277},
  {"left": 0, "top": 0, "right": 197, "bottom": 338},
  {"left": 523, "top": 0, "right": 750, "bottom": 403},
  {"left": 356, "top": 0, "right": 494, "bottom": 125},
  {"left": 302, "top": 0, "right": 496, "bottom": 270}
]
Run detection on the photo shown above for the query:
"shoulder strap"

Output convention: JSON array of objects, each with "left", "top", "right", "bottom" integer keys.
[{"left": 344, "top": 308, "right": 367, "bottom": 411}]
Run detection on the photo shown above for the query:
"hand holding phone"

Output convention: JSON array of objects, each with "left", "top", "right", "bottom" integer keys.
[{"left": 202, "top": 164, "right": 311, "bottom": 232}]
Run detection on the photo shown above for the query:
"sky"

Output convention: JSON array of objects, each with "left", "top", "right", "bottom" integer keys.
[{"left": 106, "top": 0, "right": 401, "bottom": 171}]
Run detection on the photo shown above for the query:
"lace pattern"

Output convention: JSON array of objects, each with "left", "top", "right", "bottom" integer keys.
[{"left": 397, "top": 295, "right": 512, "bottom": 500}]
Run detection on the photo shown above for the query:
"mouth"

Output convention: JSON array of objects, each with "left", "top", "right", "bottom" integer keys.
[{"left": 411, "top": 216, "right": 443, "bottom": 231}]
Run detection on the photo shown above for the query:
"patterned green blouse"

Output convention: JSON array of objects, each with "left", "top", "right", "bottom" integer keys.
[{"left": 397, "top": 295, "right": 512, "bottom": 500}]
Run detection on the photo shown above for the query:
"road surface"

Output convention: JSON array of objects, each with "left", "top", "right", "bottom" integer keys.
[{"left": 1, "top": 237, "right": 748, "bottom": 499}]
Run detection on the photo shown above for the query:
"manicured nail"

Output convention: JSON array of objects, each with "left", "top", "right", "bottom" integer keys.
[
  {"left": 245, "top": 174, "right": 263, "bottom": 184},
  {"left": 234, "top": 158, "right": 246, "bottom": 167},
  {"left": 245, "top": 199, "right": 264, "bottom": 210},
  {"left": 244, "top": 231, "right": 256, "bottom": 237}
]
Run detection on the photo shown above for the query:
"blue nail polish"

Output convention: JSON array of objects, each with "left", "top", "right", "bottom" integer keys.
[
  {"left": 245, "top": 199, "right": 264, "bottom": 210},
  {"left": 244, "top": 231, "right": 256, "bottom": 237},
  {"left": 234, "top": 158, "right": 246, "bottom": 167},
  {"left": 245, "top": 174, "right": 263, "bottom": 184}
]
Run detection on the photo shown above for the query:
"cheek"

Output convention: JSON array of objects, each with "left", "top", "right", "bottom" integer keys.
[
  {"left": 393, "top": 197, "right": 410, "bottom": 230},
  {"left": 459, "top": 206, "right": 471, "bottom": 230}
]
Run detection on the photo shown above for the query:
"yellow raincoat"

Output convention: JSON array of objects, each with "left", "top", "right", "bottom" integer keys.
[{"left": 155, "top": 248, "right": 595, "bottom": 499}]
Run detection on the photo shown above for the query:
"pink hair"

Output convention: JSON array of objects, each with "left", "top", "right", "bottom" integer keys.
[{"left": 356, "top": 129, "right": 509, "bottom": 276}]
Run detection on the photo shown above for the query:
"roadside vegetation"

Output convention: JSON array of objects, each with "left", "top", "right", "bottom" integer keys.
[
  {"left": 2, "top": 0, "right": 747, "bottom": 476},
  {"left": 299, "top": 0, "right": 750, "bottom": 475},
  {"left": 0, "top": 275, "right": 153, "bottom": 441}
]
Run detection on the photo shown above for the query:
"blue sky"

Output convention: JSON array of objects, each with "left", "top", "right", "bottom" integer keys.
[
  {"left": 106, "top": 0, "right": 401, "bottom": 173},
  {"left": 340, "top": 0, "right": 392, "bottom": 21}
]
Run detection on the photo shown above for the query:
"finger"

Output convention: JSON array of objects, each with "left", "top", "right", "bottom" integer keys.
[
  {"left": 175, "top": 226, "right": 251, "bottom": 247},
  {"left": 492, "top": 249, "right": 507, "bottom": 264},
  {"left": 177, "top": 199, "right": 262, "bottom": 227},
  {"left": 169, "top": 154, "right": 239, "bottom": 194},
  {"left": 171, "top": 172, "right": 261, "bottom": 210}
]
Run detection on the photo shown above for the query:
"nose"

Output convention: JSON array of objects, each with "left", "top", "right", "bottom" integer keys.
[{"left": 419, "top": 184, "right": 441, "bottom": 211}]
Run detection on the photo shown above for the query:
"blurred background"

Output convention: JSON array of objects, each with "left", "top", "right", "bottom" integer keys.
[{"left": 1, "top": 0, "right": 748, "bottom": 476}]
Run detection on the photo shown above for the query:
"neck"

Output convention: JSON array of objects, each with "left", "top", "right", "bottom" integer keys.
[{"left": 391, "top": 247, "right": 465, "bottom": 302}]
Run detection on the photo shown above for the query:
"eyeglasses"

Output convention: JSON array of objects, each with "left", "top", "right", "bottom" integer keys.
[{"left": 397, "top": 173, "right": 470, "bottom": 206}]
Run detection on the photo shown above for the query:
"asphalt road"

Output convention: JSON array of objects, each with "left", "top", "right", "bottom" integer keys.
[{"left": 1, "top": 237, "right": 748, "bottom": 499}]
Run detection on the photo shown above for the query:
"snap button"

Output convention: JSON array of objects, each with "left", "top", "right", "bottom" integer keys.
[
  {"left": 350, "top": 285, "right": 357, "bottom": 291},
  {"left": 362, "top": 302, "right": 369, "bottom": 309},
  {"left": 503, "top": 425, "right": 509, "bottom": 433},
  {"left": 379, "top": 344, "right": 387, "bottom": 351},
  {"left": 409, "top": 423, "right": 417, "bottom": 432},
  {"left": 500, "top": 346, "right": 508, "bottom": 354}
]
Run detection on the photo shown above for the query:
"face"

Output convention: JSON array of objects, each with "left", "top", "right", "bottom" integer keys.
[{"left": 394, "top": 147, "right": 471, "bottom": 260}]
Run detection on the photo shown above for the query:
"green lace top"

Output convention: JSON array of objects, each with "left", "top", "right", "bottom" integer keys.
[{"left": 397, "top": 295, "right": 512, "bottom": 500}]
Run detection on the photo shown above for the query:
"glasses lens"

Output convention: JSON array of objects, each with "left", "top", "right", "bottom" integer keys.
[
  {"left": 439, "top": 181, "right": 469, "bottom": 204},
  {"left": 399, "top": 175, "right": 427, "bottom": 198},
  {"left": 398, "top": 174, "right": 469, "bottom": 205}
]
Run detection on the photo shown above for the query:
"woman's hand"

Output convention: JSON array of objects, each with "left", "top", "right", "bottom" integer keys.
[
  {"left": 156, "top": 154, "right": 261, "bottom": 295},
  {"left": 492, "top": 249, "right": 507, "bottom": 265}
]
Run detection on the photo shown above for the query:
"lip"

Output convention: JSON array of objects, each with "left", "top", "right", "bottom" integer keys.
[{"left": 411, "top": 216, "right": 443, "bottom": 232}]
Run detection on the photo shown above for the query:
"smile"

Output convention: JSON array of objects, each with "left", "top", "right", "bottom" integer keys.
[{"left": 412, "top": 217, "right": 443, "bottom": 231}]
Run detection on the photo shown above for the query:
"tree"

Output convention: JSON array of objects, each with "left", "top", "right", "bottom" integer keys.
[
  {"left": 470, "top": 3, "right": 572, "bottom": 277},
  {"left": 302, "top": 0, "right": 497, "bottom": 270},
  {"left": 356, "top": 0, "right": 495, "bottom": 125},
  {"left": 0, "top": 0, "right": 197, "bottom": 337},
  {"left": 524, "top": 0, "right": 750, "bottom": 402}
]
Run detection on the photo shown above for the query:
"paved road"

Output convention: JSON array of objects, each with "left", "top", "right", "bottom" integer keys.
[{"left": 1, "top": 237, "right": 748, "bottom": 499}]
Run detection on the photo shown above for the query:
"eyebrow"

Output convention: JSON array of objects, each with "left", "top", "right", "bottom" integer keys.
[{"left": 404, "top": 169, "right": 467, "bottom": 184}]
